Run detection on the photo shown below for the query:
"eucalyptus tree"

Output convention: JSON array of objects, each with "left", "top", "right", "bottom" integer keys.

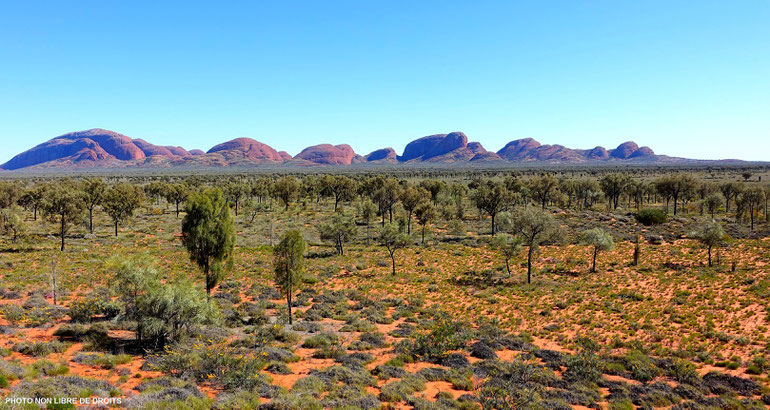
[
  {"left": 580, "top": 228, "right": 614, "bottom": 273},
  {"left": 414, "top": 200, "right": 437, "bottom": 244},
  {"left": 690, "top": 220, "right": 727, "bottom": 267},
  {"left": 102, "top": 183, "right": 145, "bottom": 236},
  {"left": 528, "top": 174, "right": 560, "bottom": 210},
  {"left": 400, "top": 185, "right": 427, "bottom": 234},
  {"left": 471, "top": 180, "right": 511, "bottom": 235},
  {"left": 510, "top": 207, "right": 561, "bottom": 284},
  {"left": 42, "top": 182, "right": 86, "bottom": 251},
  {"left": 379, "top": 223, "right": 411, "bottom": 275},
  {"left": 19, "top": 183, "right": 48, "bottom": 221},
  {"left": 318, "top": 211, "right": 357, "bottom": 256}
]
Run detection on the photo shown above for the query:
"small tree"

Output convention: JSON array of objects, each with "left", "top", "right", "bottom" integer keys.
[
  {"left": 360, "top": 199, "right": 378, "bottom": 245},
  {"left": 1, "top": 207, "right": 25, "bottom": 243},
  {"left": 225, "top": 181, "right": 249, "bottom": 216},
  {"left": 471, "top": 181, "right": 511, "bottom": 235},
  {"left": 379, "top": 223, "right": 411, "bottom": 275},
  {"left": 738, "top": 187, "right": 765, "bottom": 230},
  {"left": 690, "top": 221, "right": 727, "bottom": 267},
  {"left": 511, "top": 207, "right": 560, "bottom": 284},
  {"left": 182, "top": 189, "right": 236, "bottom": 295},
  {"left": 274, "top": 176, "right": 300, "bottom": 211},
  {"left": 42, "top": 183, "right": 85, "bottom": 251},
  {"left": 703, "top": 192, "right": 724, "bottom": 219},
  {"left": 80, "top": 178, "right": 107, "bottom": 234},
  {"left": 318, "top": 211, "right": 357, "bottom": 256},
  {"left": 273, "top": 230, "right": 306, "bottom": 325},
  {"left": 400, "top": 186, "right": 426, "bottom": 234},
  {"left": 164, "top": 183, "right": 190, "bottom": 218},
  {"left": 580, "top": 228, "right": 614, "bottom": 273},
  {"left": 18, "top": 184, "right": 48, "bottom": 221},
  {"left": 489, "top": 234, "right": 522, "bottom": 275},
  {"left": 102, "top": 183, "right": 145, "bottom": 236},
  {"left": 414, "top": 200, "right": 436, "bottom": 244}
]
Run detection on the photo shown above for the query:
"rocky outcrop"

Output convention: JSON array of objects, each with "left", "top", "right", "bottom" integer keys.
[
  {"left": 0, "top": 128, "right": 675, "bottom": 171},
  {"left": 294, "top": 144, "right": 359, "bottom": 165},
  {"left": 278, "top": 151, "right": 292, "bottom": 161},
  {"left": 586, "top": 146, "right": 609, "bottom": 160},
  {"left": 610, "top": 142, "right": 640, "bottom": 159},
  {"left": 629, "top": 146, "right": 655, "bottom": 158},
  {"left": 399, "top": 132, "right": 468, "bottom": 161},
  {"left": 365, "top": 148, "right": 397, "bottom": 162},
  {"left": 496, "top": 138, "right": 542, "bottom": 160},
  {"left": 207, "top": 138, "right": 285, "bottom": 162}
]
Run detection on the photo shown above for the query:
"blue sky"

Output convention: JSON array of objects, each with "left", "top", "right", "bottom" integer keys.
[{"left": 1, "top": 1, "right": 768, "bottom": 162}]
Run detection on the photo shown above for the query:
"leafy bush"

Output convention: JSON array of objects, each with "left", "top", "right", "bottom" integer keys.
[
  {"left": 73, "top": 353, "right": 132, "bottom": 369},
  {"left": 635, "top": 209, "right": 667, "bottom": 226},
  {"left": 12, "top": 341, "right": 70, "bottom": 357},
  {"left": 68, "top": 292, "right": 121, "bottom": 323},
  {"left": 405, "top": 316, "right": 472, "bottom": 362}
]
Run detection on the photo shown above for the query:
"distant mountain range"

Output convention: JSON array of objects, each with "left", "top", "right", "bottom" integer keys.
[{"left": 0, "top": 128, "right": 746, "bottom": 171}]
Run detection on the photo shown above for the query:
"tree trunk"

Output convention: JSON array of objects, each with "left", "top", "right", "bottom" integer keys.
[
  {"left": 287, "top": 293, "right": 293, "bottom": 324},
  {"left": 490, "top": 213, "right": 496, "bottom": 235},
  {"left": 60, "top": 217, "right": 65, "bottom": 251},
  {"left": 114, "top": 221, "right": 119, "bottom": 236},
  {"left": 421, "top": 224, "right": 426, "bottom": 244},
  {"left": 176, "top": 202, "right": 180, "bottom": 218},
  {"left": 591, "top": 247, "right": 598, "bottom": 273},
  {"left": 708, "top": 245, "right": 712, "bottom": 267},
  {"left": 527, "top": 246, "right": 533, "bottom": 284},
  {"left": 390, "top": 251, "right": 396, "bottom": 275},
  {"left": 505, "top": 257, "right": 511, "bottom": 275},
  {"left": 407, "top": 211, "right": 411, "bottom": 234}
]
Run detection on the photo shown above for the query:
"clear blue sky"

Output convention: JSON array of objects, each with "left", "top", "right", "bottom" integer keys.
[{"left": 1, "top": 1, "right": 768, "bottom": 162}]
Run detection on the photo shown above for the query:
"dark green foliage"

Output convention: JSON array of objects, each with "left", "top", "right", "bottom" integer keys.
[
  {"left": 182, "top": 188, "right": 236, "bottom": 295},
  {"left": 635, "top": 208, "right": 667, "bottom": 225}
]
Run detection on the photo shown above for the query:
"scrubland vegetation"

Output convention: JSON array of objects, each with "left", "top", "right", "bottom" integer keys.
[{"left": 0, "top": 166, "right": 769, "bottom": 409}]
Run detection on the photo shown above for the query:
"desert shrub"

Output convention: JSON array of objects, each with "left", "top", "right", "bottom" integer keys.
[
  {"left": 321, "top": 384, "right": 380, "bottom": 409},
  {"left": 348, "top": 332, "right": 387, "bottom": 351},
  {"left": 0, "top": 359, "right": 24, "bottom": 382},
  {"left": 69, "top": 292, "right": 121, "bottom": 323},
  {"left": 635, "top": 209, "right": 667, "bottom": 226},
  {"left": 153, "top": 344, "right": 268, "bottom": 392},
  {"left": 302, "top": 332, "right": 339, "bottom": 349},
  {"left": 73, "top": 352, "right": 132, "bottom": 369},
  {"left": 404, "top": 316, "right": 472, "bottom": 362},
  {"left": 563, "top": 339, "right": 602, "bottom": 386},
  {"left": 30, "top": 359, "right": 70, "bottom": 377},
  {"left": 12, "top": 341, "right": 70, "bottom": 357},
  {"left": 379, "top": 375, "right": 427, "bottom": 402},
  {"left": 9, "top": 376, "right": 117, "bottom": 399},
  {"left": 623, "top": 350, "right": 660, "bottom": 383}
]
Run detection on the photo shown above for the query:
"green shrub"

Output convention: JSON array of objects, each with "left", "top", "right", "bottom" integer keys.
[
  {"left": 12, "top": 341, "right": 70, "bottom": 357},
  {"left": 635, "top": 209, "right": 667, "bottom": 226}
]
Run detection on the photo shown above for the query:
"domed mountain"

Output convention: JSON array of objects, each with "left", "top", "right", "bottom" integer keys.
[
  {"left": 365, "top": 147, "right": 397, "bottom": 162},
  {"left": 399, "top": 132, "right": 468, "bottom": 162},
  {"left": 294, "top": 144, "right": 362, "bottom": 165},
  {"left": 207, "top": 138, "right": 285, "bottom": 162}
]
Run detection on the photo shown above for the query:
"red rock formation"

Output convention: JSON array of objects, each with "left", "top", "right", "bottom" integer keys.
[
  {"left": 610, "top": 141, "right": 640, "bottom": 159},
  {"left": 295, "top": 144, "right": 358, "bottom": 165},
  {"left": 399, "top": 132, "right": 468, "bottom": 161},
  {"left": 365, "top": 148, "right": 397, "bottom": 162},
  {"left": 496, "top": 138, "right": 542, "bottom": 160},
  {"left": 207, "top": 138, "right": 284, "bottom": 161}
]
